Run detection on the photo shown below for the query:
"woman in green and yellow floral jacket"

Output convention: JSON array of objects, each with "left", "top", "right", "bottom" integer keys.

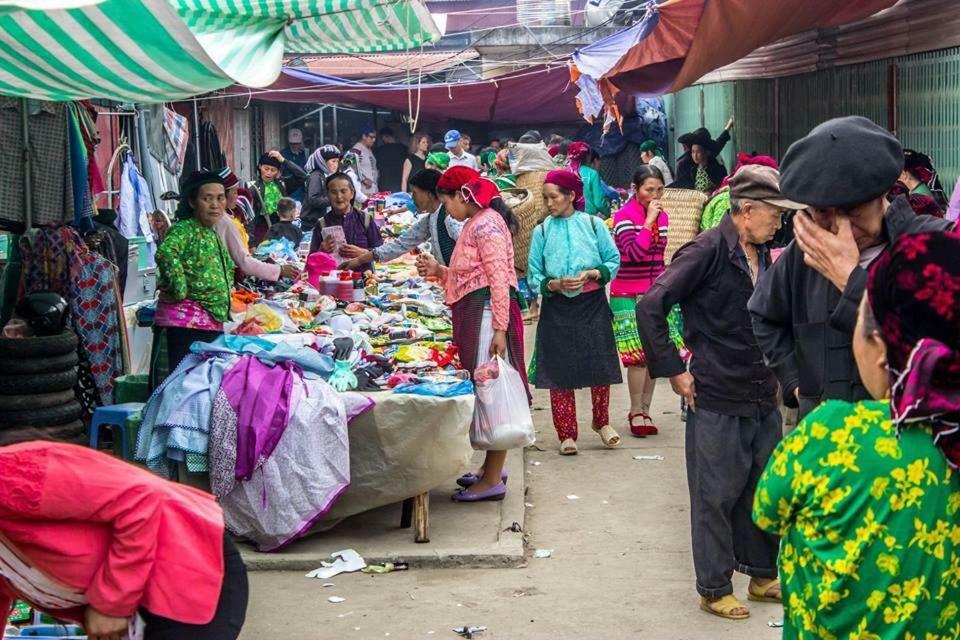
[
  {"left": 753, "top": 229, "right": 960, "bottom": 640},
  {"left": 152, "top": 171, "right": 233, "bottom": 388}
]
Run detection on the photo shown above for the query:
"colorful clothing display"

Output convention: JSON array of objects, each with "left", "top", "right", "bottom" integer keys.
[
  {"left": 754, "top": 400, "right": 960, "bottom": 639},
  {"left": 19, "top": 226, "right": 123, "bottom": 405},
  {"left": 155, "top": 218, "right": 233, "bottom": 323}
]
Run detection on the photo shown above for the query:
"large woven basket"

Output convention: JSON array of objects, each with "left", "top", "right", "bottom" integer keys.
[
  {"left": 511, "top": 171, "right": 549, "bottom": 275},
  {"left": 660, "top": 188, "right": 709, "bottom": 264}
]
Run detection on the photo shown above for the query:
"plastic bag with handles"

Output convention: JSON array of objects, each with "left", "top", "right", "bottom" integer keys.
[{"left": 471, "top": 356, "right": 534, "bottom": 450}]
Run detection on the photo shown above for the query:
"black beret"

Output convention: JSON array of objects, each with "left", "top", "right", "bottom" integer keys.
[{"left": 779, "top": 116, "right": 903, "bottom": 209}]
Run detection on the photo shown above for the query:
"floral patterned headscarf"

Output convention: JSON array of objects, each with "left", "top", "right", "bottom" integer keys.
[{"left": 867, "top": 229, "right": 960, "bottom": 466}]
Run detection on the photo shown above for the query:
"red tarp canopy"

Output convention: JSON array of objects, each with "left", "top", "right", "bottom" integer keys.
[{"left": 232, "top": 64, "right": 582, "bottom": 124}]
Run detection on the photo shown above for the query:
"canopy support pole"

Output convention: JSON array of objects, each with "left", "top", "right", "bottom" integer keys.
[
  {"left": 192, "top": 98, "right": 201, "bottom": 169},
  {"left": 332, "top": 106, "right": 339, "bottom": 147},
  {"left": 20, "top": 98, "right": 32, "bottom": 231}
]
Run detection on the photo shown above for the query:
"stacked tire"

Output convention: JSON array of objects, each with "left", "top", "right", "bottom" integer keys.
[{"left": 0, "top": 331, "right": 85, "bottom": 444}]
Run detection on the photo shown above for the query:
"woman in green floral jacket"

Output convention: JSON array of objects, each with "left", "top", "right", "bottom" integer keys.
[
  {"left": 753, "top": 229, "right": 960, "bottom": 639},
  {"left": 152, "top": 171, "right": 233, "bottom": 387}
]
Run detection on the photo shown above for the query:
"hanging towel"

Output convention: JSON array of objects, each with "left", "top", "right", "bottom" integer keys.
[{"left": 163, "top": 107, "right": 189, "bottom": 175}]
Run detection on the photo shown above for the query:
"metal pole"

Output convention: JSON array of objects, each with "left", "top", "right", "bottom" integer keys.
[
  {"left": 192, "top": 98, "right": 201, "bottom": 169},
  {"left": 20, "top": 98, "right": 32, "bottom": 231},
  {"left": 332, "top": 106, "right": 339, "bottom": 148},
  {"left": 319, "top": 106, "right": 325, "bottom": 146}
]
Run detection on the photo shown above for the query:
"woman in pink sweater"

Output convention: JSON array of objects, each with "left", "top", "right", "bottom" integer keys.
[
  {"left": 610, "top": 166, "right": 687, "bottom": 437},
  {"left": 0, "top": 437, "right": 247, "bottom": 640},
  {"left": 418, "top": 167, "right": 530, "bottom": 502}
]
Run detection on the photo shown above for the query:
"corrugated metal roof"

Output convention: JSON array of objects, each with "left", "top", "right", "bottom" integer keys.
[
  {"left": 698, "top": 0, "right": 960, "bottom": 83},
  {"left": 289, "top": 50, "right": 479, "bottom": 79}
]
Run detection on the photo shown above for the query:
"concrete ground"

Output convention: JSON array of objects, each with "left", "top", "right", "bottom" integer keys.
[{"left": 240, "top": 350, "right": 786, "bottom": 639}]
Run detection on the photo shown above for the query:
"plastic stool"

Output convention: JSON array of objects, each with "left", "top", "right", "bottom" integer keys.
[{"left": 89, "top": 403, "right": 145, "bottom": 460}]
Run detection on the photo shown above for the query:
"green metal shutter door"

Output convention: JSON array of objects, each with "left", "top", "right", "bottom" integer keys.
[
  {"left": 733, "top": 79, "right": 775, "bottom": 158},
  {"left": 777, "top": 62, "right": 888, "bottom": 153},
  {"left": 671, "top": 86, "right": 703, "bottom": 163},
  {"left": 896, "top": 47, "right": 960, "bottom": 197}
]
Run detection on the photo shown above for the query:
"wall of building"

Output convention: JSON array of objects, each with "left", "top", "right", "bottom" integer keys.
[{"left": 664, "top": 45, "right": 960, "bottom": 194}]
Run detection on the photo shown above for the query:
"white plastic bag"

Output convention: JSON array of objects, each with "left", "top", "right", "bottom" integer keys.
[{"left": 472, "top": 356, "right": 535, "bottom": 450}]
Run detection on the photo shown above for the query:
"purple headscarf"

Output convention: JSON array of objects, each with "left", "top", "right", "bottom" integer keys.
[{"left": 868, "top": 229, "right": 960, "bottom": 466}]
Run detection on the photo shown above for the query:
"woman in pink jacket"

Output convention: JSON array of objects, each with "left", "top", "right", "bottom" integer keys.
[{"left": 0, "top": 435, "right": 247, "bottom": 640}]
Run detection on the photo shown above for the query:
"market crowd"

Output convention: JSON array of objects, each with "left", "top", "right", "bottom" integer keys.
[{"left": 1, "top": 113, "right": 959, "bottom": 640}]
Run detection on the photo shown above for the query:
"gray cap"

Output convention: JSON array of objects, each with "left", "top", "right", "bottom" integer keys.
[
  {"left": 729, "top": 165, "right": 807, "bottom": 210},
  {"left": 779, "top": 116, "right": 903, "bottom": 209}
]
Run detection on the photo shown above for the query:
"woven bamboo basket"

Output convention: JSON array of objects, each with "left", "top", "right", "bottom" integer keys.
[
  {"left": 660, "top": 188, "right": 709, "bottom": 264},
  {"left": 510, "top": 171, "right": 549, "bottom": 275}
]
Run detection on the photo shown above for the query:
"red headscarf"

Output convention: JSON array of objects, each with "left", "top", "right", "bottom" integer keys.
[
  {"left": 461, "top": 178, "right": 500, "bottom": 209},
  {"left": 544, "top": 169, "right": 585, "bottom": 210},
  {"left": 566, "top": 141, "right": 590, "bottom": 171},
  {"left": 720, "top": 153, "right": 779, "bottom": 188},
  {"left": 867, "top": 229, "right": 960, "bottom": 467},
  {"left": 437, "top": 166, "right": 480, "bottom": 192}
]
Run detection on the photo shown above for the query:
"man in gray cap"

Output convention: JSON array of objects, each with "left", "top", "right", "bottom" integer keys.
[
  {"left": 748, "top": 116, "right": 954, "bottom": 419},
  {"left": 636, "top": 165, "right": 805, "bottom": 619}
]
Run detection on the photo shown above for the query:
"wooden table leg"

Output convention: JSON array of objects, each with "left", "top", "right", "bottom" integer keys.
[
  {"left": 400, "top": 497, "right": 414, "bottom": 529},
  {"left": 413, "top": 492, "right": 430, "bottom": 543}
]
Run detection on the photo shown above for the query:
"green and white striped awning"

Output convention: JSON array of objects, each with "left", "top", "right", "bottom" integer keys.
[{"left": 0, "top": 0, "right": 441, "bottom": 102}]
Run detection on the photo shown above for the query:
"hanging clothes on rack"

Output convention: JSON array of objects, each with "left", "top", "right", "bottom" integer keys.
[
  {"left": 183, "top": 120, "right": 225, "bottom": 175},
  {"left": 0, "top": 98, "right": 73, "bottom": 232},
  {"left": 163, "top": 107, "right": 190, "bottom": 175},
  {"left": 19, "top": 226, "right": 124, "bottom": 407},
  {"left": 118, "top": 152, "right": 156, "bottom": 265},
  {"left": 73, "top": 101, "right": 105, "bottom": 197},
  {"left": 67, "top": 105, "right": 94, "bottom": 231}
]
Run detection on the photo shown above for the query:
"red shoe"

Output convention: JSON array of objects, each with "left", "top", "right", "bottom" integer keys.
[{"left": 629, "top": 412, "right": 648, "bottom": 438}]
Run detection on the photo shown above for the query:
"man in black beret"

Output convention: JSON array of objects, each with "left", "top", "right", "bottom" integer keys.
[{"left": 748, "top": 116, "right": 954, "bottom": 419}]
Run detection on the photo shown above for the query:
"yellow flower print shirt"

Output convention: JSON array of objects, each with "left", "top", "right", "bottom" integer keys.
[{"left": 753, "top": 400, "right": 960, "bottom": 639}]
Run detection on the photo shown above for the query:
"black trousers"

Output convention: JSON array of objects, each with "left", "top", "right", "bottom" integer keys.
[
  {"left": 141, "top": 535, "right": 249, "bottom": 640},
  {"left": 150, "top": 326, "right": 221, "bottom": 391},
  {"left": 685, "top": 406, "right": 782, "bottom": 598}
]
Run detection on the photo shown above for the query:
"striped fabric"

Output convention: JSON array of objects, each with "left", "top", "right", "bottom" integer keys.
[{"left": 0, "top": 0, "right": 440, "bottom": 102}]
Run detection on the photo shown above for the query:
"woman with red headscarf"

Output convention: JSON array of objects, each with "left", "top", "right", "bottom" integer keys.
[
  {"left": 527, "top": 170, "right": 623, "bottom": 455},
  {"left": 417, "top": 166, "right": 529, "bottom": 502},
  {"left": 753, "top": 229, "right": 960, "bottom": 637}
]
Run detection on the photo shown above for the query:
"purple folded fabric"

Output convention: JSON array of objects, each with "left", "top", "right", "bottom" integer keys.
[{"left": 221, "top": 355, "right": 299, "bottom": 480}]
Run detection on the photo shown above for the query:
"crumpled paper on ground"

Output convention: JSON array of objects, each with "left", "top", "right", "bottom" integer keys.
[{"left": 305, "top": 549, "right": 367, "bottom": 580}]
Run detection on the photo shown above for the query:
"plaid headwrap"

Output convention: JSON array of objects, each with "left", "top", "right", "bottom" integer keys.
[{"left": 867, "top": 229, "right": 960, "bottom": 466}]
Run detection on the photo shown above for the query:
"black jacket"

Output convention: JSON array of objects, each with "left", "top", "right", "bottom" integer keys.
[
  {"left": 300, "top": 170, "right": 330, "bottom": 229},
  {"left": 748, "top": 196, "right": 954, "bottom": 418},
  {"left": 636, "top": 213, "right": 779, "bottom": 417},
  {"left": 671, "top": 128, "right": 730, "bottom": 190}
]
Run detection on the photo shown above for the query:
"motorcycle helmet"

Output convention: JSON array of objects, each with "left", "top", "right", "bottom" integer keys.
[{"left": 15, "top": 291, "right": 69, "bottom": 336}]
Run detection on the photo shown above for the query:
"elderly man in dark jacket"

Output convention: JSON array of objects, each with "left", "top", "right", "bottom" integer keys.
[
  {"left": 636, "top": 166, "right": 805, "bottom": 619},
  {"left": 748, "top": 116, "right": 955, "bottom": 419}
]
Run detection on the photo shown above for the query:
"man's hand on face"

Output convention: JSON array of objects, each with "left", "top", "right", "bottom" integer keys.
[{"left": 794, "top": 213, "right": 860, "bottom": 292}]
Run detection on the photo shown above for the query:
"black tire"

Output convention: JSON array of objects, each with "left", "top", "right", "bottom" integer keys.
[
  {"left": 0, "top": 420, "right": 85, "bottom": 445},
  {"left": 0, "top": 400, "right": 83, "bottom": 428},
  {"left": 0, "top": 369, "right": 78, "bottom": 395},
  {"left": 0, "top": 389, "right": 76, "bottom": 411},
  {"left": 0, "top": 332, "right": 78, "bottom": 359},
  {"left": 0, "top": 351, "right": 79, "bottom": 375}
]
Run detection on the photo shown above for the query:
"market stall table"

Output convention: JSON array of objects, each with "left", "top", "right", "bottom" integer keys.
[{"left": 179, "top": 387, "right": 475, "bottom": 546}]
